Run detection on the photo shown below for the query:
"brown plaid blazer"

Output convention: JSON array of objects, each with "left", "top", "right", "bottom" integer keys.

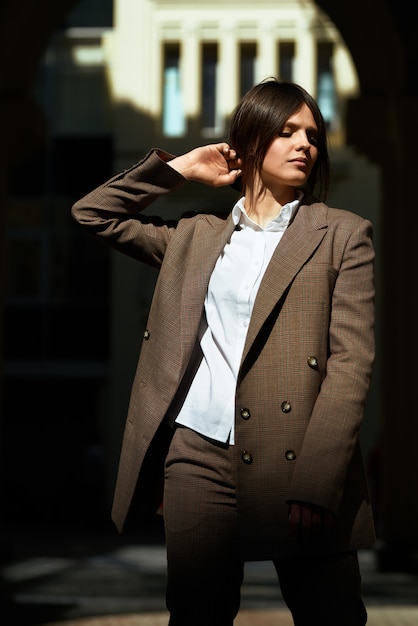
[{"left": 72, "top": 150, "right": 376, "bottom": 559}]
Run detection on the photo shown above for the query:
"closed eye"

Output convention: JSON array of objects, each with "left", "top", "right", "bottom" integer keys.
[{"left": 279, "top": 130, "right": 318, "bottom": 146}]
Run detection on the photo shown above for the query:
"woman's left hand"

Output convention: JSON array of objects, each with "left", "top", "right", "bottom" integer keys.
[{"left": 288, "top": 501, "right": 335, "bottom": 541}]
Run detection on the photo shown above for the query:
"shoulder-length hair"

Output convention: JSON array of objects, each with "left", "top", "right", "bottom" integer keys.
[{"left": 228, "top": 78, "right": 330, "bottom": 202}]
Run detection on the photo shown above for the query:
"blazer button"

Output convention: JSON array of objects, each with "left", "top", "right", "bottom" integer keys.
[
  {"left": 240, "top": 408, "right": 251, "bottom": 420},
  {"left": 281, "top": 400, "right": 291, "bottom": 413},
  {"left": 241, "top": 451, "right": 253, "bottom": 465},
  {"left": 285, "top": 450, "right": 296, "bottom": 461},
  {"left": 143, "top": 329, "right": 150, "bottom": 340},
  {"left": 307, "top": 355, "right": 319, "bottom": 369}
]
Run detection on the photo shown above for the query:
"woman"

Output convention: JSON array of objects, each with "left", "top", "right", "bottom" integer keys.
[{"left": 72, "top": 78, "right": 376, "bottom": 625}]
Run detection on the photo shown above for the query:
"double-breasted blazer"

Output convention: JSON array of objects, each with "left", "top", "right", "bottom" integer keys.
[{"left": 72, "top": 149, "right": 376, "bottom": 559}]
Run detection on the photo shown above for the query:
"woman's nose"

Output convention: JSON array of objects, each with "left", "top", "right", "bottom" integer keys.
[{"left": 296, "top": 132, "right": 310, "bottom": 150}]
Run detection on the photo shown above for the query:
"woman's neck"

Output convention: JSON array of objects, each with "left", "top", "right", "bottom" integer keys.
[{"left": 244, "top": 187, "right": 296, "bottom": 228}]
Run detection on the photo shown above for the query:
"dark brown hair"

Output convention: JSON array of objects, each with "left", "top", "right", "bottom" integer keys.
[{"left": 228, "top": 78, "right": 330, "bottom": 202}]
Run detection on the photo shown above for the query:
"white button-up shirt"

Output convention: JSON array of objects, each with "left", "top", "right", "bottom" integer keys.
[{"left": 175, "top": 195, "right": 300, "bottom": 443}]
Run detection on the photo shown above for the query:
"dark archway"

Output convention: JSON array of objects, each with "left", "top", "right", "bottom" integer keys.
[
  {"left": 1, "top": 0, "right": 417, "bottom": 567},
  {"left": 318, "top": 0, "right": 418, "bottom": 567}
]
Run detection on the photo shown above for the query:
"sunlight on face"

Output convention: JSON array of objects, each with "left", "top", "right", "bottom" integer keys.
[{"left": 260, "top": 104, "right": 319, "bottom": 193}]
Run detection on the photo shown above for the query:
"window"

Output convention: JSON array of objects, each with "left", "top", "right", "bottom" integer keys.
[
  {"left": 317, "top": 42, "right": 337, "bottom": 128},
  {"left": 279, "top": 41, "right": 295, "bottom": 81},
  {"left": 201, "top": 43, "right": 219, "bottom": 133},
  {"left": 162, "top": 43, "right": 185, "bottom": 137},
  {"left": 240, "top": 42, "right": 257, "bottom": 98},
  {"left": 5, "top": 136, "right": 112, "bottom": 360}
]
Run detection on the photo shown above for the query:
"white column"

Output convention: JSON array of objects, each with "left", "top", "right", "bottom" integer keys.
[
  {"left": 181, "top": 25, "right": 200, "bottom": 119},
  {"left": 112, "top": 0, "right": 156, "bottom": 110},
  {"left": 256, "top": 25, "right": 277, "bottom": 83},
  {"left": 218, "top": 29, "right": 239, "bottom": 128},
  {"left": 293, "top": 28, "right": 316, "bottom": 95}
]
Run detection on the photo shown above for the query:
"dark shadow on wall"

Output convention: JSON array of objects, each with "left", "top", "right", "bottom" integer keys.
[{"left": 0, "top": 105, "right": 168, "bottom": 626}]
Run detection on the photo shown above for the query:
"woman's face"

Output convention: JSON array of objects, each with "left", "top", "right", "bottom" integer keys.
[{"left": 259, "top": 103, "right": 319, "bottom": 193}]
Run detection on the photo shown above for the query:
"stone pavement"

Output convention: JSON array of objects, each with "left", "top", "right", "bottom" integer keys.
[
  {"left": 1, "top": 522, "right": 418, "bottom": 626},
  {"left": 40, "top": 607, "right": 418, "bottom": 626}
]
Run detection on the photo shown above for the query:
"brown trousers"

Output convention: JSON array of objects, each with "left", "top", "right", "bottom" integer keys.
[{"left": 163, "top": 426, "right": 367, "bottom": 626}]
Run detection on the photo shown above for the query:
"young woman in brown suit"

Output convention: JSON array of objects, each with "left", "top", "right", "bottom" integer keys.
[{"left": 72, "top": 78, "right": 376, "bottom": 625}]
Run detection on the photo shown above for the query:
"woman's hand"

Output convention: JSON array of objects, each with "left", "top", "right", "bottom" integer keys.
[
  {"left": 288, "top": 501, "right": 335, "bottom": 542},
  {"left": 167, "top": 143, "right": 242, "bottom": 187}
]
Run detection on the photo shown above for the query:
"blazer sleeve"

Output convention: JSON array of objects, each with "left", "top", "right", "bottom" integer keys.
[
  {"left": 71, "top": 149, "right": 187, "bottom": 266},
  {"left": 287, "top": 215, "right": 375, "bottom": 515}
]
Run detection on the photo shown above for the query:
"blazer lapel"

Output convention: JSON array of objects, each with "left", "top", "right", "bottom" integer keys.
[{"left": 242, "top": 202, "right": 328, "bottom": 361}]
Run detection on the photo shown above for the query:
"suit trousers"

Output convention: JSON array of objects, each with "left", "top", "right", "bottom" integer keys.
[{"left": 163, "top": 425, "right": 367, "bottom": 626}]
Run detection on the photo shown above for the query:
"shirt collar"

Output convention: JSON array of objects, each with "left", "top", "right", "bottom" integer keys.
[{"left": 232, "top": 190, "right": 303, "bottom": 231}]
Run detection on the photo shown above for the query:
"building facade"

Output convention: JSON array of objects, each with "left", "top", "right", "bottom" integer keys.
[{"left": 2, "top": 0, "right": 380, "bottom": 526}]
